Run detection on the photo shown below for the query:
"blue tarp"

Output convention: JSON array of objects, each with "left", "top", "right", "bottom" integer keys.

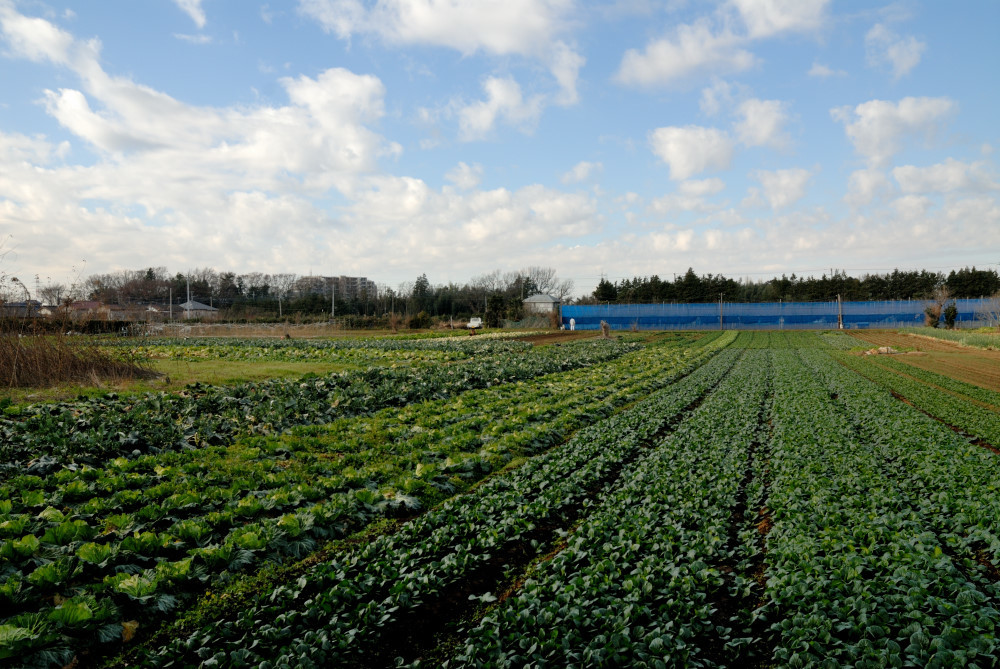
[{"left": 560, "top": 299, "right": 990, "bottom": 331}]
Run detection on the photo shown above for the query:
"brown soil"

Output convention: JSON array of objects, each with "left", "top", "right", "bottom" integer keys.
[
  {"left": 519, "top": 331, "right": 601, "bottom": 345},
  {"left": 847, "top": 331, "right": 1000, "bottom": 357},
  {"left": 864, "top": 359, "right": 1000, "bottom": 411},
  {"left": 847, "top": 331, "right": 1000, "bottom": 392},
  {"left": 895, "top": 354, "right": 1000, "bottom": 393}
]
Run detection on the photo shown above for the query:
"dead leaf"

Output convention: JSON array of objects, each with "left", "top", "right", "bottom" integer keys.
[{"left": 122, "top": 620, "right": 139, "bottom": 643}]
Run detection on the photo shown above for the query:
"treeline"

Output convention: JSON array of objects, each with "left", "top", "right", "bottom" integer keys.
[
  {"left": 591, "top": 267, "right": 1000, "bottom": 304},
  {"left": 19, "top": 266, "right": 572, "bottom": 320}
]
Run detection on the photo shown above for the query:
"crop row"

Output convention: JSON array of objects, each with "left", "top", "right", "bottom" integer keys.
[
  {"left": 122, "top": 342, "right": 746, "bottom": 668},
  {"left": 0, "top": 334, "right": 736, "bottom": 666},
  {"left": 142, "top": 343, "right": 466, "bottom": 365},
  {"left": 833, "top": 352, "right": 1000, "bottom": 447},
  {"left": 444, "top": 348, "right": 773, "bottom": 667},
  {"left": 801, "top": 347, "right": 1000, "bottom": 568},
  {"left": 132, "top": 334, "right": 542, "bottom": 364},
  {"left": 761, "top": 347, "right": 999, "bottom": 667},
  {"left": 0, "top": 338, "right": 642, "bottom": 477},
  {"left": 116, "top": 332, "right": 536, "bottom": 352}
]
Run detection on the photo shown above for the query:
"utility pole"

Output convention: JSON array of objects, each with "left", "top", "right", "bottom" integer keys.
[
  {"left": 331, "top": 279, "right": 336, "bottom": 322},
  {"left": 837, "top": 293, "right": 843, "bottom": 329},
  {"left": 719, "top": 293, "right": 724, "bottom": 330}
]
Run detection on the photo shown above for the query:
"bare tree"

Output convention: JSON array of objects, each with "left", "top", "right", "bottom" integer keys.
[
  {"left": 269, "top": 273, "right": 298, "bottom": 300},
  {"left": 471, "top": 270, "right": 505, "bottom": 294},
  {"left": 522, "top": 266, "right": 558, "bottom": 293},
  {"left": 551, "top": 278, "right": 574, "bottom": 302},
  {"left": 976, "top": 292, "right": 1000, "bottom": 328},
  {"left": 240, "top": 272, "right": 270, "bottom": 298},
  {"left": 38, "top": 283, "right": 67, "bottom": 306}
]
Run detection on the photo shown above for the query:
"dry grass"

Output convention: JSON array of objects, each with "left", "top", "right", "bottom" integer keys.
[{"left": 0, "top": 332, "right": 161, "bottom": 389}]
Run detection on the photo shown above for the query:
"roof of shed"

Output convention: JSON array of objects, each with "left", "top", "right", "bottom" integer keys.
[{"left": 523, "top": 293, "right": 560, "bottom": 303}]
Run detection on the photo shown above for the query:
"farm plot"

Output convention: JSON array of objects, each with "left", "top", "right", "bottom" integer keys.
[
  {"left": 3, "top": 330, "right": 999, "bottom": 668},
  {"left": 761, "top": 345, "right": 999, "bottom": 667},
  {"left": 0, "top": 336, "right": 645, "bottom": 478},
  {"left": 833, "top": 351, "right": 1000, "bottom": 448},
  {"left": 847, "top": 329, "right": 1000, "bottom": 358},
  {"left": 0, "top": 333, "right": 735, "bottom": 666},
  {"left": 894, "top": 354, "right": 1000, "bottom": 393},
  {"left": 115, "top": 342, "right": 749, "bottom": 668},
  {"left": 133, "top": 334, "right": 534, "bottom": 365},
  {"left": 844, "top": 329, "right": 1000, "bottom": 392}
]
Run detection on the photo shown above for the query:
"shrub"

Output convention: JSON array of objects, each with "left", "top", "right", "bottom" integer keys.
[{"left": 407, "top": 311, "right": 432, "bottom": 330}]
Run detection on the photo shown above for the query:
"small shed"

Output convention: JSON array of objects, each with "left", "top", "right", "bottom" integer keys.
[
  {"left": 179, "top": 300, "right": 219, "bottom": 320},
  {"left": 523, "top": 293, "right": 561, "bottom": 314}
]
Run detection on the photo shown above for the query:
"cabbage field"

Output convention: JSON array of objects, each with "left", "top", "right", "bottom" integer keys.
[{"left": 1, "top": 330, "right": 998, "bottom": 667}]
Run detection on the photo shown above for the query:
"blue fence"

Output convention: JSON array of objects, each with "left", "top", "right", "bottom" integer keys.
[{"left": 560, "top": 299, "right": 991, "bottom": 331}]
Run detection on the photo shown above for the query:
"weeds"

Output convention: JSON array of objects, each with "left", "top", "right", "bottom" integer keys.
[{"left": 0, "top": 331, "right": 160, "bottom": 389}]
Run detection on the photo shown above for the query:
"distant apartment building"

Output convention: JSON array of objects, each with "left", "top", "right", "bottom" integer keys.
[{"left": 294, "top": 275, "right": 378, "bottom": 300}]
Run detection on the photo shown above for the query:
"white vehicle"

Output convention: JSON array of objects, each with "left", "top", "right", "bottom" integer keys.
[{"left": 467, "top": 317, "right": 483, "bottom": 329}]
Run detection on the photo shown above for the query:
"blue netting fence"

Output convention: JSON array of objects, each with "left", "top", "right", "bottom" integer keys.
[{"left": 560, "top": 299, "right": 992, "bottom": 331}]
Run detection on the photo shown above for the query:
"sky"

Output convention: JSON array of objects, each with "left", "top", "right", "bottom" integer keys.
[{"left": 0, "top": 0, "right": 998, "bottom": 297}]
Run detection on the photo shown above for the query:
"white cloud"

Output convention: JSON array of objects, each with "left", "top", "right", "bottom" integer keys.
[
  {"left": 831, "top": 97, "right": 955, "bottom": 168},
  {"left": 734, "top": 98, "right": 789, "bottom": 149},
  {"left": 548, "top": 40, "right": 585, "bottom": 106},
  {"left": 892, "top": 193, "right": 933, "bottom": 220},
  {"left": 173, "top": 33, "right": 212, "bottom": 44},
  {"left": 865, "top": 23, "right": 925, "bottom": 79},
  {"left": 0, "top": 5, "right": 400, "bottom": 215},
  {"left": 649, "top": 125, "right": 734, "bottom": 180},
  {"left": 445, "top": 162, "right": 483, "bottom": 190},
  {"left": 457, "top": 76, "right": 543, "bottom": 141},
  {"left": 561, "top": 161, "right": 602, "bottom": 184},
  {"left": 649, "top": 178, "right": 726, "bottom": 214},
  {"left": 808, "top": 62, "right": 845, "bottom": 78},
  {"left": 342, "top": 177, "right": 600, "bottom": 263},
  {"left": 2, "top": 2, "right": 995, "bottom": 291},
  {"left": 0, "top": 130, "right": 68, "bottom": 165},
  {"left": 728, "top": 0, "right": 830, "bottom": 39},
  {"left": 616, "top": 0, "right": 830, "bottom": 88},
  {"left": 297, "top": 0, "right": 582, "bottom": 107},
  {"left": 700, "top": 79, "right": 738, "bottom": 116},
  {"left": 616, "top": 20, "right": 755, "bottom": 87},
  {"left": 300, "top": 0, "right": 571, "bottom": 55},
  {"left": 173, "top": 0, "right": 207, "bottom": 29},
  {"left": 752, "top": 168, "right": 811, "bottom": 209},
  {"left": 679, "top": 178, "right": 726, "bottom": 198},
  {"left": 892, "top": 159, "right": 998, "bottom": 194},
  {"left": 844, "top": 168, "right": 893, "bottom": 208},
  {"left": 0, "top": 3, "right": 75, "bottom": 65},
  {"left": 0, "top": 5, "right": 617, "bottom": 282}
]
